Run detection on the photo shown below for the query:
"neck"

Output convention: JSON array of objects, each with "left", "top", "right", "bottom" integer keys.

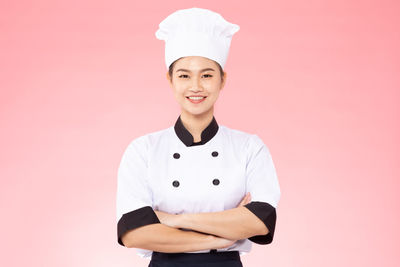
[{"left": 180, "top": 108, "right": 214, "bottom": 142}]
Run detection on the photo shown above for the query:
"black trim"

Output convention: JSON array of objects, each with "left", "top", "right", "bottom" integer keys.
[
  {"left": 151, "top": 251, "right": 240, "bottom": 261},
  {"left": 174, "top": 115, "right": 219, "bottom": 147},
  {"left": 117, "top": 206, "right": 160, "bottom": 246},
  {"left": 244, "top": 201, "right": 277, "bottom": 244}
]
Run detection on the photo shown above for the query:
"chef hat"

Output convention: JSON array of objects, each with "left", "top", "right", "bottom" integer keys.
[{"left": 155, "top": 7, "right": 240, "bottom": 70}]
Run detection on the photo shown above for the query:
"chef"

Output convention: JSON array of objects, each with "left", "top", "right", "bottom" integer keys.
[{"left": 116, "top": 7, "right": 281, "bottom": 267}]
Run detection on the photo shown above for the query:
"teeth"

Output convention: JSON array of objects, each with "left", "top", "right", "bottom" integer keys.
[{"left": 188, "top": 96, "right": 205, "bottom": 100}]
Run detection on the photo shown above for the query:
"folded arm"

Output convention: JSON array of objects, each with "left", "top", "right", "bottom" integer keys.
[
  {"left": 120, "top": 223, "right": 236, "bottom": 252},
  {"left": 155, "top": 193, "right": 271, "bottom": 241}
]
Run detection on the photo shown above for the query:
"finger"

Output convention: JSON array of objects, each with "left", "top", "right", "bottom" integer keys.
[
  {"left": 240, "top": 193, "right": 249, "bottom": 205},
  {"left": 245, "top": 193, "right": 251, "bottom": 203},
  {"left": 238, "top": 193, "right": 250, "bottom": 207}
]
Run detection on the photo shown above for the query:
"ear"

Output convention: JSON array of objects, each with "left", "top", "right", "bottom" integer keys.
[
  {"left": 166, "top": 72, "right": 172, "bottom": 87},
  {"left": 220, "top": 71, "right": 227, "bottom": 90}
]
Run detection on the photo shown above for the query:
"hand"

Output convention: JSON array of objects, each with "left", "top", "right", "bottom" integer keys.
[
  {"left": 213, "top": 236, "right": 237, "bottom": 249},
  {"left": 237, "top": 192, "right": 251, "bottom": 207},
  {"left": 154, "top": 210, "right": 181, "bottom": 228}
]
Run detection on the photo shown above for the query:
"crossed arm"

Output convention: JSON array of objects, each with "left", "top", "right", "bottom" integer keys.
[{"left": 121, "top": 193, "right": 270, "bottom": 252}]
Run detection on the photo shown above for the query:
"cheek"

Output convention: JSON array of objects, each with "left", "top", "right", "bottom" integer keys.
[
  {"left": 172, "top": 87, "right": 186, "bottom": 102},
  {"left": 172, "top": 84, "right": 184, "bottom": 95},
  {"left": 209, "top": 85, "right": 221, "bottom": 97},
  {"left": 210, "top": 91, "right": 220, "bottom": 102},
  {"left": 209, "top": 80, "right": 222, "bottom": 91}
]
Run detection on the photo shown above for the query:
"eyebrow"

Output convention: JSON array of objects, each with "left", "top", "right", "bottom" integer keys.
[{"left": 175, "top": 68, "right": 216, "bottom": 73}]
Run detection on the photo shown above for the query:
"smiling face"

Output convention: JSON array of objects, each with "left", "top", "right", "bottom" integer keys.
[{"left": 167, "top": 56, "right": 227, "bottom": 119}]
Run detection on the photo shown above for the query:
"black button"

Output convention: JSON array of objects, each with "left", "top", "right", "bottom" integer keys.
[
  {"left": 173, "top": 153, "right": 180, "bottom": 159},
  {"left": 211, "top": 151, "right": 218, "bottom": 157},
  {"left": 212, "top": 179, "right": 220, "bottom": 185},
  {"left": 172, "top": 180, "right": 180, "bottom": 187}
]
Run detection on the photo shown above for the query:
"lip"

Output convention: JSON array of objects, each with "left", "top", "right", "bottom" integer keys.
[{"left": 186, "top": 96, "right": 207, "bottom": 104}]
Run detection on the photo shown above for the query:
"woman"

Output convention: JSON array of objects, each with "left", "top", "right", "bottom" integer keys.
[{"left": 116, "top": 7, "right": 281, "bottom": 267}]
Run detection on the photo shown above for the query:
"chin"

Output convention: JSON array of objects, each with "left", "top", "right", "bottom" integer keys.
[
  {"left": 181, "top": 103, "right": 213, "bottom": 116},
  {"left": 184, "top": 109, "right": 212, "bottom": 117}
]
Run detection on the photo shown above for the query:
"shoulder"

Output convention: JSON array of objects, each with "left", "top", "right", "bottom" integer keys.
[
  {"left": 219, "top": 125, "right": 266, "bottom": 148},
  {"left": 219, "top": 125, "right": 272, "bottom": 162},
  {"left": 122, "top": 126, "right": 173, "bottom": 154}
]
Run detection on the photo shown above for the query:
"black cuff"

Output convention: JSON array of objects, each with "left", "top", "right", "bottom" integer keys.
[
  {"left": 244, "top": 201, "right": 277, "bottom": 244},
  {"left": 117, "top": 206, "right": 160, "bottom": 246}
]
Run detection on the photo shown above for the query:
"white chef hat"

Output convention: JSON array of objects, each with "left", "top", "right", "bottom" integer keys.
[{"left": 155, "top": 7, "right": 240, "bottom": 70}]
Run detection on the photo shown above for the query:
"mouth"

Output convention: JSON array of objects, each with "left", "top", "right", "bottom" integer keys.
[{"left": 186, "top": 96, "right": 207, "bottom": 103}]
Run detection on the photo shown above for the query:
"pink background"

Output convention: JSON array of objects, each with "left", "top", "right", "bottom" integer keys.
[{"left": 1, "top": 1, "right": 399, "bottom": 266}]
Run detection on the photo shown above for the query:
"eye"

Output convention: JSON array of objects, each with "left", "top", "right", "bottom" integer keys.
[
  {"left": 202, "top": 74, "right": 213, "bottom": 78},
  {"left": 178, "top": 74, "right": 189, "bottom": 78}
]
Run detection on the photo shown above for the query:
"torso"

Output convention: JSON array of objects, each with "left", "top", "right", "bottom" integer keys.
[{"left": 132, "top": 124, "right": 255, "bottom": 258}]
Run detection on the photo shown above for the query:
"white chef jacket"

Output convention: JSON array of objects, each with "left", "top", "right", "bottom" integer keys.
[{"left": 116, "top": 115, "right": 281, "bottom": 259}]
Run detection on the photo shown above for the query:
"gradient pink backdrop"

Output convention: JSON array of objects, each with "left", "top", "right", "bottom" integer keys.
[{"left": 1, "top": 0, "right": 399, "bottom": 266}]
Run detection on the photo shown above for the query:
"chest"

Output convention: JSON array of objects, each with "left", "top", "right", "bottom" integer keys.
[{"left": 147, "top": 142, "right": 247, "bottom": 214}]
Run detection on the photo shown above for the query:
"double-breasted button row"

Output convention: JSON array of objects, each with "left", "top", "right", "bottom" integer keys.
[
  {"left": 172, "top": 150, "right": 220, "bottom": 187},
  {"left": 172, "top": 151, "right": 219, "bottom": 159},
  {"left": 172, "top": 179, "right": 220, "bottom": 187}
]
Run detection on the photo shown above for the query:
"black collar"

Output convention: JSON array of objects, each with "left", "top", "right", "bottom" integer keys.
[{"left": 174, "top": 115, "right": 219, "bottom": 147}]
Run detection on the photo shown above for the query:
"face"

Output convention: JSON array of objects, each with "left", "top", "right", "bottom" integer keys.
[{"left": 167, "top": 56, "right": 227, "bottom": 118}]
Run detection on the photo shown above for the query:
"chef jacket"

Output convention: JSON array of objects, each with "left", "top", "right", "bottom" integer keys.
[{"left": 116, "top": 115, "right": 281, "bottom": 259}]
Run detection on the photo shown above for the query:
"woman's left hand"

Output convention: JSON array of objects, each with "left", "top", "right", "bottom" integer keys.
[
  {"left": 237, "top": 192, "right": 251, "bottom": 207},
  {"left": 154, "top": 210, "right": 181, "bottom": 228}
]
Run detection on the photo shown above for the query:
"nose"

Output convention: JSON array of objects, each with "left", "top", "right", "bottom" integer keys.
[{"left": 190, "top": 76, "right": 203, "bottom": 92}]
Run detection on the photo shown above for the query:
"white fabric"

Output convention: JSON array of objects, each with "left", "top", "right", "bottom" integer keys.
[
  {"left": 155, "top": 7, "right": 240, "bottom": 69},
  {"left": 116, "top": 124, "right": 281, "bottom": 259}
]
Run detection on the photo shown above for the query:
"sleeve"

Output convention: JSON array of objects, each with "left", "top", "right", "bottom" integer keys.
[
  {"left": 116, "top": 137, "right": 160, "bottom": 247},
  {"left": 243, "top": 134, "right": 281, "bottom": 245}
]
